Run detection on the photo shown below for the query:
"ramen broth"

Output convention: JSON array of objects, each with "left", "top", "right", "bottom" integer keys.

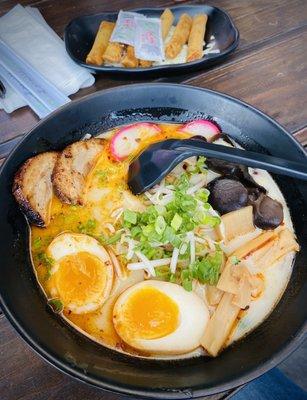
[{"left": 30, "top": 122, "right": 296, "bottom": 358}]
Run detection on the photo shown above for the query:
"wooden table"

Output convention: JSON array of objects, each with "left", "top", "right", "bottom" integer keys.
[{"left": 0, "top": 1, "right": 306, "bottom": 399}]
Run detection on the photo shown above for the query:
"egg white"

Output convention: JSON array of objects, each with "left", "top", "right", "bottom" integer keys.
[
  {"left": 48, "top": 232, "right": 111, "bottom": 272},
  {"left": 113, "top": 280, "right": 209, "bottom": 355}
]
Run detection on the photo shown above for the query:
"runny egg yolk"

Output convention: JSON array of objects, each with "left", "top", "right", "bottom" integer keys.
[
  {"left": 54, "top": 251, "right": 107, "bottom": 307},
  {"left": 119, "top": 287, "right": 179, "bottom": 340}
]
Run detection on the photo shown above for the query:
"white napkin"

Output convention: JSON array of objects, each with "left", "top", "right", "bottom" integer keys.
[{"left": 0, "top": 4, "right": 95, "bottom": 114}]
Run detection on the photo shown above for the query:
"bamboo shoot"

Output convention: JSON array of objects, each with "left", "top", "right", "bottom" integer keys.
[
  {"left": 230, "top": 230, "right": 278, "bottom": 260},
  {"left": 216, "top": 262, "right": 238, "bottom": 294},
  {"left": 201, "top": 292, "right": 240, "bottom": 356},
  {"left": 206, "top": 285, "right": 223, "bottom": 306},
  {"left": 232, "top": 267, "right": 252, "bottom": 308},
  {"left": 221, "top": 206, "right": 255, "bottom": 243},
  {"left": 241, "top": 228, "right": 299, "bottom": 274}
]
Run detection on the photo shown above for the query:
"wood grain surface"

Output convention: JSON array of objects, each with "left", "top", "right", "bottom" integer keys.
[
  {"left": 185, "top": 27, "right": 307, "bottom": 132},
  {"left": 0, "top": 0, "right": 306, "bottom": 399}
]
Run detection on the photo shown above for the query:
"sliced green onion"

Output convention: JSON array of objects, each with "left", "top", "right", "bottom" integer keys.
[
  {"left": 181, "top": 269, "right": 193, "bottom": 291},
  {"left": 196, "top": 188, "right": 210, "bottom": 203},
  {"left": 48, "top": 298, "right": 63, "bottom": 313},
  {"left": 130, "top": 226, "right": 142, "bottom": 238},
  {"left": 143, "top": 224, "right": 155, "bottom": 237},
  {"left": 37, "top": 252, "right": 54, "bottom": 267},
  {"left": 231, "top": 256, "right": 241, "bottom": 265},
  {"left": 202, "top": 214, "right": 221, "bottom": 227},
  {"left": 119, "top": 170, "right": 225, "bottom": 290},
  {"left": 106, "top": 231, "right": 122, "bottom": 244},
  {"left": 155, "top": 204, "right": 166, "bottom": 215},
  {"left": 171, "top": 213, "right": 183, "bottom": 231},
  {"left": 195, "top": 156, "right": 207, "bottom": 173},
  {"left": 155, "top": 265, "right": 170, "bottom": 278},
  {"left": 190, "top": 250, "right": 223, "bottom": 285},
  {"left": 162, "top": 226, "right": 181, "bottom": 247},
  {"left": 78, "top": 219, "right": 97, "bottom": 234},
  {"left": 155, "top": 215, "right": 166, "bottom": 235},
  {"left": 95, "top": 169, "right": 108, "bottom": 183},
  {"left": 33, "top": 237, "right": 42, "bottom": 250},
  {"left": 123, "top": 209, "right": 137, "bottom": 224}
]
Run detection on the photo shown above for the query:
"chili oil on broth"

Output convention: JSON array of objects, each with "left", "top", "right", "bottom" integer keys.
[{"left": 30, "top": 122, "right": 296, "bottom": 359}]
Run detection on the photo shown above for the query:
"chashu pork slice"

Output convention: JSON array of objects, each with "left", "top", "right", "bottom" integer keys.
[
  {"left": 52, "top": 138, "right": 105, "bottom": 205},
  {"left": 13, "top": 151, "right": 58, "bottom": 227}
]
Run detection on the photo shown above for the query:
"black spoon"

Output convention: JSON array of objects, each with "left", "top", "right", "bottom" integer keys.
[{"left": 128, "top": 138, "right": 307, "bottom": 194}]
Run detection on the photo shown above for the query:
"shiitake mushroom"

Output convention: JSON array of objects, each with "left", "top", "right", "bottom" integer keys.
[
  {"left": 250, "top": 194, "right": 284, "bottom": 229},
  {"left": 193, "top": 132, "right": 284, "bottom": 229},
  {"left": 208, "top": 178, "right": 283, "bottom": 229},
  {"left": 206, "top": 158, "right": 266, "bottom": 194},
  {"left": 208, "top": 178, "right": 248, "bottom": 215}
]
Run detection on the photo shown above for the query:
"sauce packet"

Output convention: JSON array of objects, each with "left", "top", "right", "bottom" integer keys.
[
  {"left": 134, "top": 16, "right": 164, "bottom": 62},
  {"left": 110, "top": 10, "right": 138, "bottom": 46}
]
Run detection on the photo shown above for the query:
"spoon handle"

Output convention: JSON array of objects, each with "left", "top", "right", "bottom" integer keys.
[{"left": 174, "top": 139, "right": 307, "bottom": 181}]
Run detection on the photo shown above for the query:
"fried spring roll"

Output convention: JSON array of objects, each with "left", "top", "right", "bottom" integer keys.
[
  {"left": 139, "top": 59, "right": 152, "bottom": 68},
  {"left": 102, "top": 42, "right": 125, "bottom": 64},
  {"left": 165, "top": 13, "right": 192, "bottom": 59},
  {"left": 187, "top": 14, "right": 208, "bottom": 62},
  {"left": 122, "top": 45, "right": 139, "bottom": 68},
  {"left": 86, "top": 21, "right": 115, "bottom": 65},
  {"left": 161, "top": 8, "right": 174, "bottom": 40}
]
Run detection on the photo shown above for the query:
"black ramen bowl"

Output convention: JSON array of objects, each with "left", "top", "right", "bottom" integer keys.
[
  {"left": 0, "top": 84, "right": 306, "bottom": 399},
  {"left": 64, "top": 5, "right": 239, "bottom": 76}
]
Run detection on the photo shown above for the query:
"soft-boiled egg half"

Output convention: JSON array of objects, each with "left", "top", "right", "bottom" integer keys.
[
  {"left": 47, "top": 233, "right": 113, "bottom": 314},
  {"left": 113, "top": 280, "right": 209, "bottom": 355}
]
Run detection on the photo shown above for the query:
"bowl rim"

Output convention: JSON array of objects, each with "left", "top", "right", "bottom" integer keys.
[
  {"left": 64, "top": 4, "right": 240, "bottom": 74},
  {"left": 0, "top": 83, "right": 306, "bottom": 398}
]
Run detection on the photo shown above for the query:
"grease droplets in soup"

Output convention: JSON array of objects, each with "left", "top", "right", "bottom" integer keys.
[{"left": 14, "top": 121, "right": 299, "bottom": 359}]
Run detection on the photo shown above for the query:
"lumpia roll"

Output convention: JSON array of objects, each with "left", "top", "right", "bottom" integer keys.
[
  {"left": 86, "top": 21, "right": 115, "bottom": 65},
  {"left": 161, "top": 8, "right": 174, "bottom": 40},
  {"left": 102, "top": 42, "right": 125, "bottom": 64},
  {"left": 139, "top": 60, "right": 152, "bottom": 68},
  {"left": 122, "top": 45, "right": 139, "bottom": 68},
  {"left": 165, "top": 13, "right": 192, "bottom": 59},
  {"left": 187, "top": 14, "right": 208, "bottom": 62}
]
